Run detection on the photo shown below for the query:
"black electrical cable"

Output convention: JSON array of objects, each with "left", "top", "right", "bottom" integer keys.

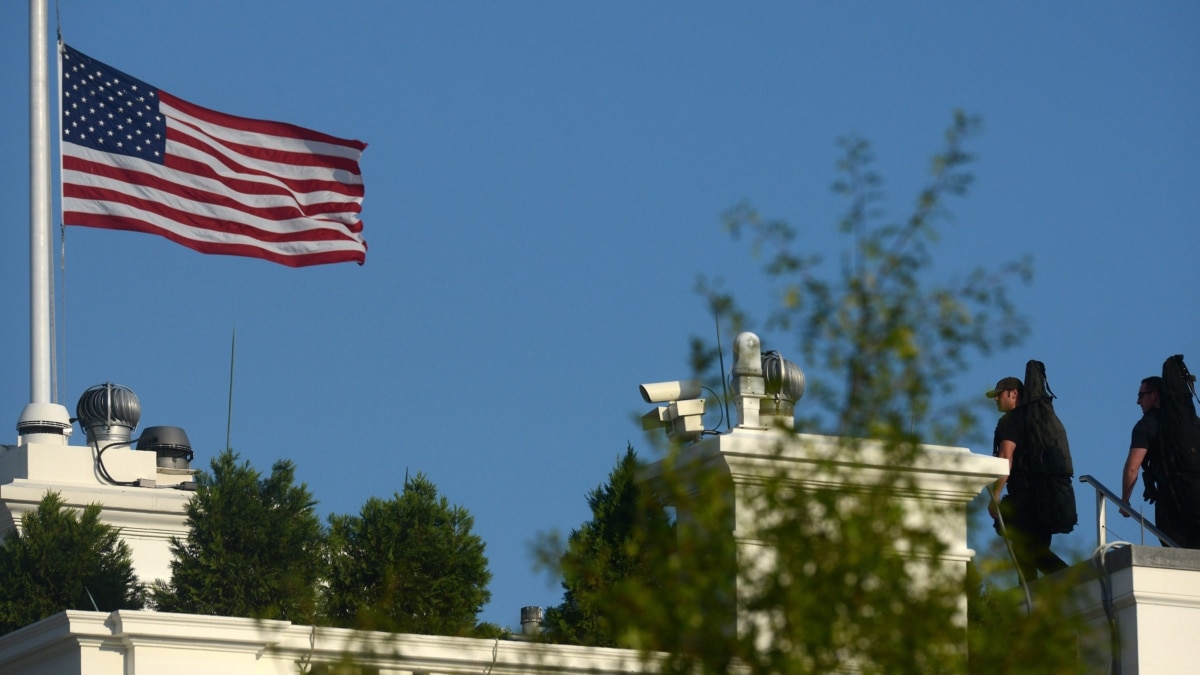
[
  {"left": 92, "top": 434, "right": 153, "bottom": 487},
  {"left": 701, "top": 385, "right": 726, "bottom": 434}
]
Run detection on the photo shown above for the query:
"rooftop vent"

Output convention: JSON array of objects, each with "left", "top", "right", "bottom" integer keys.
[
  {"left": 76, "top": 383, "right": 141, "bottom": 446},
  {"left": 762, "top": 350, "right": 805, "bottom": 423},
  {"left": 136, "top": 426, "right": 194, "bottom": 470},
  {"left": 762, "top": 351, "right": 805, "bottom": 401},
  {"left": 520, "top": 606, "right": 543, "bottom": 636},
  {"left": 16, "top": 402, "right": 72, "bottom": 445}
]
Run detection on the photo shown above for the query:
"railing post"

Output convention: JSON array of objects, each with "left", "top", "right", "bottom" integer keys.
[{"left": 1080, "top": 474, "right": 1182, "bottom": 549}]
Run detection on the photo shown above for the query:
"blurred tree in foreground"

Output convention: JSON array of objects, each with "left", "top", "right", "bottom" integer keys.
[
  {"left": 151, "top": 449, "right": 324, "bottom": 622},
  {"left": 695, "top": 110, "right": 1032, "bottom": 446},
  {"left": 323, "top": 473, "right": 492, "bottom": 636},
  {"left": 0, "top": 492, "right": 144, "bottom": 635},
  {"left": 539, "top": 112, "right": 1089, "bottom": 673},
  {"left": 966, "top": 557, "right": 1093, "bottom": 673}
]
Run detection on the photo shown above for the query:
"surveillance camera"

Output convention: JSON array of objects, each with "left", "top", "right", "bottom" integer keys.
[
  {"left": 641, "top": 407, "right": 669, "bottom": 430},
  {"left": 639, "top": 379, "right": 702, "bottom": 403}
]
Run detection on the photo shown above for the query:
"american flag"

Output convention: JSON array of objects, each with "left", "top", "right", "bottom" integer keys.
[{"left": 60, "top": 44, "right": 367, "bottom": 267}]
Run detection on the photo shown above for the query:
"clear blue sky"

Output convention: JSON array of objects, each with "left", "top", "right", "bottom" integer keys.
[{"left": 2, "top": 2, "right": 1198, "bottom": 628}]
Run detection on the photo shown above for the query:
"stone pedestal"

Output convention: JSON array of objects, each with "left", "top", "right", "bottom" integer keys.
[{"left": 638, "top": 427, "right": 1008, "bottom": 643}]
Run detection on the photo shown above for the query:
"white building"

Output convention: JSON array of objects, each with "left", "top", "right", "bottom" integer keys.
[{"left": 8, "top": 332, "right": 1195, "bottom": 673}]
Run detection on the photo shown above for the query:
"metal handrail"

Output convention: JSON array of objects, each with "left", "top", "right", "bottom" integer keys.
[{"left": 1078, "top": 474, "right": 1180, "bottom": 549}]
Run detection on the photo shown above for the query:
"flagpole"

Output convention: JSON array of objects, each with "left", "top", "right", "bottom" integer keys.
[
  {"left": 17, "top": 0, "right": 70, "bottom": 445},
  {"left": 29, "top": 0, "right": 52, "bottom": 405}
]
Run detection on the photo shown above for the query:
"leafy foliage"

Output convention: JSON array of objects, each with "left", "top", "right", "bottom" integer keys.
[
  {"left": 0, "top": 492, "right": 144, "bottom": 635},
  {"left": 633, "top": 454, "right": 972, "bottom": 674},
  {"left": 323, "top": 473, "right": 492, "bottom": 636},
  {"left": 541, "top": 446, "right": 674, "bottom": 646},
  {"left": 695, "top": 110, "right": 1032, "bottom": 446},
  {"left": 541, "top": 113, "right": 1085, "bottom": 672},
  {"left": 966, "top": 557, "right": 1091, "bottom": 673},
  {"left": 151, "top": 449, "right": 324, "bottom": 622},
  {"left": 558, "top": 455, "right": 739, "bottom": 661}
]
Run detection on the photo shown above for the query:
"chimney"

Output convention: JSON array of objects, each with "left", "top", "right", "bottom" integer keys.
[{"left": 520, "top": 606, "right": 543, "bottom": 636}]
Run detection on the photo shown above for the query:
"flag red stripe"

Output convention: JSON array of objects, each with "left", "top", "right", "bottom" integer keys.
[
  {"left": 64, "top": 211, "right": 366, "bottom": 268},
  {"left": 65, "top": 153, "right": 362, "bottom": 226},
  {"left": 64, "top": 182, "right": 361, "bottom": 244},
  {"left": 165, "top": 131, "right": 363, "bottom": 201},
  {"left": 168, "top": 113, "right": 364, "bottom": 176},
  {"left": 159, "top": 91, "right": 366, "bottom": 153}
]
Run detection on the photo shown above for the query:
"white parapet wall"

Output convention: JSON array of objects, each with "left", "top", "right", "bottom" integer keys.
[
  {"left": 0, "top": 610, "right": 655, "bottom": 675},
  {"left": 1069, "top": 544, "right": 1200, "bottom": 674}
]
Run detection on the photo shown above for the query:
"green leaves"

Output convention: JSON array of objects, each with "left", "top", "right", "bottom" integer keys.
[
  {"left": 541, "top": 446, "right": 675, "bottom": 648},
  {"left": 323, "top": 473, "right": 492, "bottom": 636},
  {"left": 0, "top": 492, "right": 144, "bottom": 635},
  {"left": 698, "top": 110, "right": 1031, "bottom": 446},
  {"left": 150, "top": 452, "right": 491, "bottom": 637},
  {"left": 151, "top": 449, "right": 323, "bottom": 622},
  {"left": 1, "top": 451, "right": 492, "bottom": 642},
  {"left": 540, "top": 112, "right": 1080, "bottom": 673}
]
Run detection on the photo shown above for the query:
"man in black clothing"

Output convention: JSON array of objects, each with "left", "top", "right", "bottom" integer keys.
[
  {"left": 1122, "top": 377, "right": 1161, "bottom": 520},
  {"left": 1122, "top": 375, "right": 1200, "bottom": 547},
  {"left": 987, "top": 376, "right": 1068, "bottom": 580}
]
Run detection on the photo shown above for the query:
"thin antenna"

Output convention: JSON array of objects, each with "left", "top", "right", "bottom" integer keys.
[
  {"left": 226, "top": 328, "right": 236, "bottom": 451},
  {"left": 49, "top": 247, "right": 58, "bottom": 403},
  {"left": 714, "top": 312, "right": 731, "bottom": 431},
  {"left": 54, "top": 221, "right": 67, "bottom": 405}
]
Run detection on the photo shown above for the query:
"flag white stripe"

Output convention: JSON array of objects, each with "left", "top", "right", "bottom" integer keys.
[
  {"left": 64, "top": 199, "right": 367, "bottom": 255},
  {"left": 63, "top": 167, "right": 364, "bottom": 241},
  {"left": 161, "top": 99, "right": 364, "bottom": 162},
  {"left": 67, "top": 144, "right": 362, "bottom": 224},
  {"left": 169, "top": 119, "right": 363, "bottom": 187}
]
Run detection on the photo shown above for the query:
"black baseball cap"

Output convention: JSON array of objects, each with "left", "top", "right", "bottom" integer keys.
[{"left": 986, "top": 377, "right": 1022, "bottom": 399}]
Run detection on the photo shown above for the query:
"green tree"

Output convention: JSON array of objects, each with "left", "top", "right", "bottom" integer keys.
[
  {"left": 323, "top": 473, "right": 491, "bottom": 636},
  {"left": 151, "top": 449, "right": 324, "bottom": 622},
  {"left": 541, "top": 445, "right": 674, "bottom": 647},
  {"left": 0, "top": 492, "right": 144, "bottom": 634}
]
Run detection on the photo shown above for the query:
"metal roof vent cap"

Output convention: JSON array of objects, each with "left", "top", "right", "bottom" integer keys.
[
  {"left": 762, "top": 351, "right": 805, "bottom": 423},
  {"left": 16, "top": 402, "right": 73, "bottom": 446},
  {"left": 136, "top": 426, "right": 194, "bottom": 469},
  {"left": 76, "top": 383, "right": 141, "bottom": 445},
  {"left": 520, "top": 606, "right": 543, "bottom": 636}
]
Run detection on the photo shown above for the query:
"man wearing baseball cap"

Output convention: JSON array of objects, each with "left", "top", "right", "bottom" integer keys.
[{"left": 986, "top": 375, "right": 1068, "bottom": 580}]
